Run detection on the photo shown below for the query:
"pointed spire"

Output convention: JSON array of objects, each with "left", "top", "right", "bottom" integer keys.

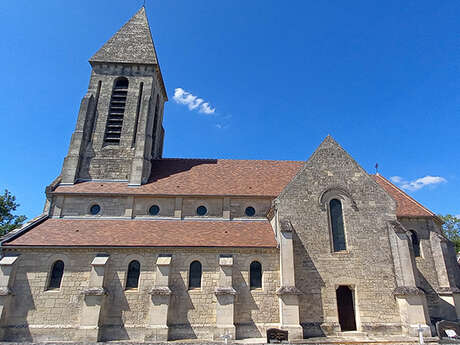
[
  {"left": 317, "top": 134, "right": 341, "bottom": 149},
  {"left": 90, "top": 7, "right": 158, "bottom": 65}
]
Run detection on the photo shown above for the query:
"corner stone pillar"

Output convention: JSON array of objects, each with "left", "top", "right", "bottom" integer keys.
[
  {"left": 129, "top": 95, "right": 152, "bottom": 186},
  {"left": 431, "top": 232, "right": 460, "bottom": 320},
  {"left": 145, "top": 254, "right": 172, "bottom": 341},
  {"left": 79, "top": 254, "right": 109, "bottom": 341},
  {"left": 214, "top": 254, "right": 237, "bottom": 340},
  {"left": 0, "top": 254, "right": 20, "bottom": 340},
  {"left": 61, "top": 93, "right": 95, "bottom": 184},
  {"left": 277, "top": 219, "right": 303, "bottom": 340},
  {"left": 388, "top": 221, "right": 430, "bottom": 336}
]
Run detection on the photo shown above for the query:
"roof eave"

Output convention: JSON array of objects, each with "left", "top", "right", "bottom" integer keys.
[
  {"left": 1, "top": 214, "right": 49, "bottom": 246},
  {"left": 3, "top": 244, "right": 278, "bottom": 249}
]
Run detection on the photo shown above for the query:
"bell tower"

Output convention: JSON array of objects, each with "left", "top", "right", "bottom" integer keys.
[{"left": 60, "top": 7, "right": 167, "bottom": 186}]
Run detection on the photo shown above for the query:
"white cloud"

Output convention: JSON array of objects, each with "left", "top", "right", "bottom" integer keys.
[
  {"left": 390, "top": 175, "right": 447, "bottom": 192},
  {"left": 390, "top": 176, "right": 403, "bottom": 183},
  {"left": 200, "top": 102, "right": 215, "bottom": 115},
  {"left": 173, "top": 88, "right": 215, "bottom": 115}
]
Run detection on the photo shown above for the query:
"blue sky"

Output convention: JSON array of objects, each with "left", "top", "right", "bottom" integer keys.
[{"left": 1, "top": 0, "right": 459, "bottom": 219}]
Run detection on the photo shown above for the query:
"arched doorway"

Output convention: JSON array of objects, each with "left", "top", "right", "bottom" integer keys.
[{"left": 336, "top": 285, "right": 357, "bottom": 331}]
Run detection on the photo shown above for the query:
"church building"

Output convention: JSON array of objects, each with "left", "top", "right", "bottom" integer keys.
[{"left": 1, "top": 8, "right": 459, "bottom": 342}]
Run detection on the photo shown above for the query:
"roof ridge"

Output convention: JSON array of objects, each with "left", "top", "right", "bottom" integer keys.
[
  {"left": 373, "top": 174, "right": 436, "bottom": 217},
  {"left": 156, "top": 157, "right": 304, "bottom": 163}
]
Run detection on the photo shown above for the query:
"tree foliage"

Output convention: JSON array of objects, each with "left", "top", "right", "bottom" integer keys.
[
  {"left": 439, "top": 214, "right": 460, "bottom": 253},
  {"left": 0, "top": 190, "right": 27, "bottom": 236}
]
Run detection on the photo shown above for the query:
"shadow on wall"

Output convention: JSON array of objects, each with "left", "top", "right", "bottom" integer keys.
[
  {"left": 167, "top": 267, "right": 196, "bottom": 340},
  {"left": 148, "top": 159, "right": 218, "bottom": 182},
  {"left": 99, "top": 267, "right": 130, "bottom": 341},
  {"left": 234, "top": 269, "right": 262, "bottom": 339},
  {"left": 4, "top": 266, "right": 34, "bottom": 341},
  {"left": 78, "top": 146, "right": 96, "bottom": 181},
  {"left": 292, "top": 230, "right": 327, "bottom": 338},
  {"left": 417, "top": 270, "right": 457, "bottom": 325},
  {"left": 446, "top": 241, "right": 460, "bottom": 289}
]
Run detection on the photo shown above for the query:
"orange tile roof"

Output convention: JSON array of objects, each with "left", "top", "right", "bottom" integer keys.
[
  {"left": 3, "top": 218, "right": 277, "bottom": 248},
  {"left": 372, "top": 174, "right": 437, "bottom": 218},
  {"left": 52, "top": 159, "right": 304, "bottom": 197}
]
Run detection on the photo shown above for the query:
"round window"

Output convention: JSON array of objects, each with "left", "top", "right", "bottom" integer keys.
[
  {"left": 149, "top": 205, "right": 160, "bottom": 216},
  {"left": 245, "top": 206, "right": 256, "bottom": 217},
  {"left": 196, "top": 205, "right": 207, "bottom": 216},
  {"left": 90, "top": 204, "right": 101, "bottom": 215}
]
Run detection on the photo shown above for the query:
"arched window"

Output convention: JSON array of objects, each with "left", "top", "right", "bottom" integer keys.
[
  {"left": 47, "top": 260, "right": 64, "bottom": 290},
  {"left": 104, "top": 77, "right": 129, "bottom": 144},
  {"left": 410, "top": 230, "right": 421, "bottom": 257},
  {"left": 329, "top": 199, "right": 346, "bottom": 252},
  {"left": 250, "top": 261, "right": 262, "bottom": 289},
  {"left": 189, "top": 261, "right": 202, "bottom": 289},
  {"left": 126, "top": 260, "right": 141, "bottom": 290},
  {"left": 151, "top": 94, "right": 160, "bottom": 156}
]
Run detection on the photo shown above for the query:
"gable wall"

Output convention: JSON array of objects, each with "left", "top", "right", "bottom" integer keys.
[{"left": 277, "top": 138, "right": 402, "bottom": 335}]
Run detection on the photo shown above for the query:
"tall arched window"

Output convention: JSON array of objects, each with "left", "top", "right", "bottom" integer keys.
[
  {"left": 151, "top": 94, "right": 160, "bottom": 156},
  {"left": 126, "top": 260, "right": 141, "bottom": 290},
  {"left": 329, "top": 199, "right": 346, "bottom": 252},
  {"left": 250, "top": 261, "right": 262, "bottom": 289},
  {"left": 410, "top": 230, "right": 421, "bottom": 257},
  {"left": 104, "top": 77, "right": 129, "bottom": 144},
  {"left": 47, "top": 260, "right": 64, "bottom": 290},
  {"left": 189, "top": 261, "right": 202, "bottom": 289}
]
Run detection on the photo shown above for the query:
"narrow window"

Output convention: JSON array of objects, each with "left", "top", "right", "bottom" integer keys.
[
  {"left": 189, "top": 261, "right": 202, "bottom": 289},
  {"left": 410, "top": 230, "right": 421, "bottom": 257},
  {"left": 151, "top": 94, "right": 160, "bottom": 156},
  {"left": 104, "top": 77, "right": 129, "bottom": 144},
  {"left": 330, "top": 199, "right": 346, "bottom": 252},
  {"left": 250, "top": 261, "right": 262, "bottom": 289},
  {"left": 88, "top": 80, "right": 102, "bottom": 144},
  {"left": 126, "top": 260, "right": 141, "bottom": 290},
  {"left": 132, "top": 82, "right": 143, "bottom": 147},
  {"left": 47, "top": 260, "right": 64, "bottom": 290}
]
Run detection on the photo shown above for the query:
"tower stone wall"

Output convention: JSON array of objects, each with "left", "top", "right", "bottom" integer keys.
[{"left": 60, "top": 8, "right": 167, "bottom": 185}]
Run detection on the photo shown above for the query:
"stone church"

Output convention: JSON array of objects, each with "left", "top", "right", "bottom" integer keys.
[{"left": 1, "top": 7, "right": 459, "bottom": 342}]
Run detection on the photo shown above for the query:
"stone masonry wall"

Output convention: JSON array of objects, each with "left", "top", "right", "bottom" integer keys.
[
  {"left": 3, "top": 247, "right": 279, "bottom": 341},
  {"left": 51, "top": 195, "right": 271, "bottom": 220},
  {"left": 277, "top": 137, "right": 402, "bottom": 336},
  {"left": 399, "top": 217, "right": 458, "bottom": 321},
  {"left": 74, "top": 64, "right": 165, "bottom": 182}
]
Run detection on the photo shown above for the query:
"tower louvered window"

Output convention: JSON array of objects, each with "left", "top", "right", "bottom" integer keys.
[{"left": 104, "top": 77, "right": 129, "bottom": 144}]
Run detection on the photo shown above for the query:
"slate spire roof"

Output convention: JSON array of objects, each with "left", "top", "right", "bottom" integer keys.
[{"left": 89, "top": 7, "right": 158, "bottom": 65}]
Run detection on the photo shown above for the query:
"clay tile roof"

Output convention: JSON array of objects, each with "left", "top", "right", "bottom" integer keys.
[
  {"left": 3, "top": 218, "right": 277, "bottom": 248},
  {"left": 372, "top": 174, "right": 437, "bottom": 218},
  {"left": 53, "top": 159, "right": 305, "bottom": 197}
]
